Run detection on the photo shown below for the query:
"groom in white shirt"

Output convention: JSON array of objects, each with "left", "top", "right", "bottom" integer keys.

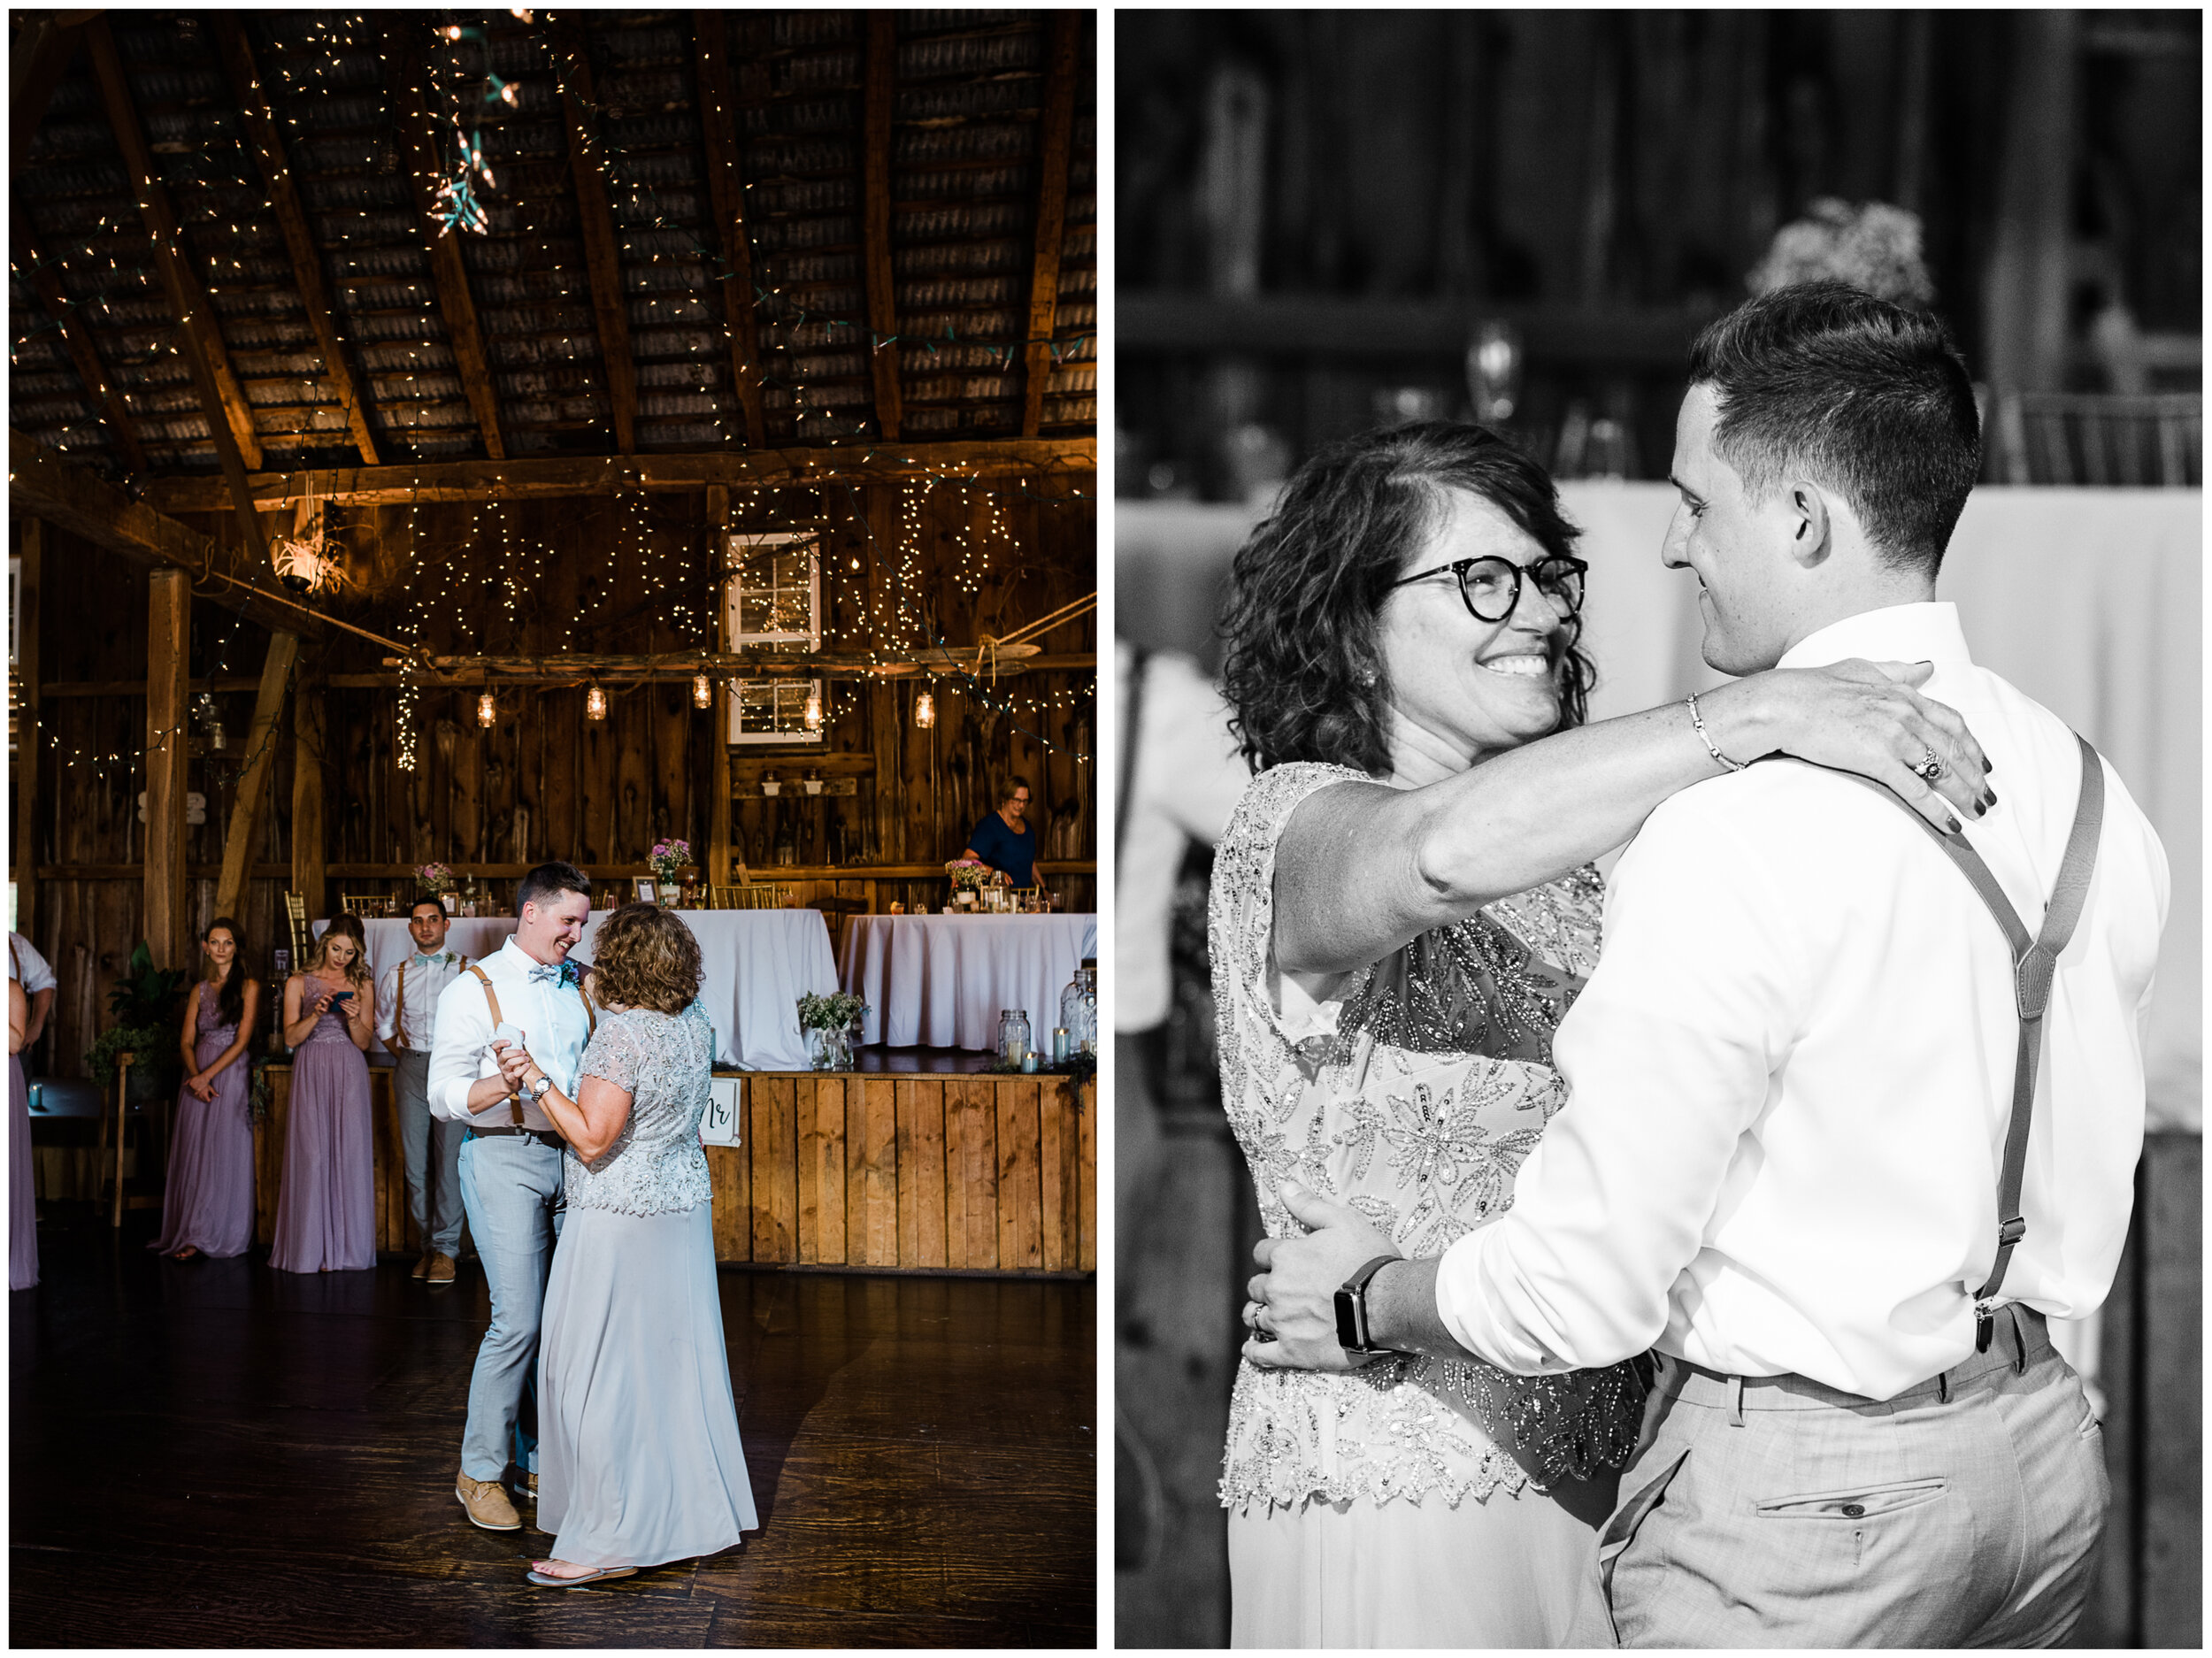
[{"left": 1244, "top": 282, "right": 2169, "bottom": 1646}]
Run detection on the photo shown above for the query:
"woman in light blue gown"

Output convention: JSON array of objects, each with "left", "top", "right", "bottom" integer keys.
[{"left": 497, "top": 902, "right": 757, "bottom": 1587}]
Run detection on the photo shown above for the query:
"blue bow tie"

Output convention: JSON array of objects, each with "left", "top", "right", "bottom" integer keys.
[
  {"left": 528, "top": 961, "right": 579, "bottom": 988},
  {"left": 411, "top": 951, "right": 446, "bottom": 966}
]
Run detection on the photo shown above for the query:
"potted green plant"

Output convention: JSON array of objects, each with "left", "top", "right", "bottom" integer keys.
[{"left": 85, "top": 941, "right": 192, "bottom": 1103}]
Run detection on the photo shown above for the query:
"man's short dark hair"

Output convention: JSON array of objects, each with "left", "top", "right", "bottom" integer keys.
[
  {"left": 410, "top": 895, "right": 449, "bottom": 921},
  {"left": 517, "top": 861, "right": 591, "bottom": 914},
  {"left": 1686, "top": 280, "right": 1981, "bottom": 577}
]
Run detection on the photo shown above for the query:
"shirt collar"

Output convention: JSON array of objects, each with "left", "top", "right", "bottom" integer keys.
[{"left": 1776, "top": 602, "right": 1973, "bottom": 674}]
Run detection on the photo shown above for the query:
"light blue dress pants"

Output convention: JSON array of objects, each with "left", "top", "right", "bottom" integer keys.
[{"left": 457, "top": 1130, "right": 566, "bottom": 1482}]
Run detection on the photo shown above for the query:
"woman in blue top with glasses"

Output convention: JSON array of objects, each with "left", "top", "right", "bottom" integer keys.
[{"left": 961, "top": 776, "right": 1038, "bottom": 887}]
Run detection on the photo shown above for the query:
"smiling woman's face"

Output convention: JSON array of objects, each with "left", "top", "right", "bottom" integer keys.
[{"left": 1376, "top": 487, "right": 1573, "bottom": 767}]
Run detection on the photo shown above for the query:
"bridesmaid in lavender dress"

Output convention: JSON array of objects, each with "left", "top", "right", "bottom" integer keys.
[
  {"left": 150, "top": 917, "right": 263, "bottom": 1261},
  {"left": 8, "top": 970, "right": 33, "bottom": 1291},
  {"left": 271, "top": 913, "right": 376, "bottom": 1273}
]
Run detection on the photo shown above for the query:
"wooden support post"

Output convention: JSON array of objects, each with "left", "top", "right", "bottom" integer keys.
[
  {"left": 211, "top": 17, "right": 380, "bottom": 467},
  {"left": 694, "top": 10, "right": 768, "bottom": 449},
  {"left": 85, "top": 19, "right": 265, "bottom": 475},
  {"left": 144, "top": 568, "right": 190, "bottom": 970},
  {"left": 291, "top": 675, "right": 327, "bottom": 922},
  {"left": 388, "top": 29, "right": 507, "bottom": 463},
  {"left": 1021, "top": 13, "right": 1080, "bottom": 437},
  {"left": 861, "top": 12, "right": 902, "bottom": 442},
  {"left": 11, "top": 16, "right": 84, "bottom": 180},
  {"left": 556, "top": 21, "right": 640, "bottom": 456},
  {"left": 707, "top": 487, "right": 733, "bottom": 887},
  {"left": 1984, "top": 10, "right": 2078, "bottom": 395},
  {"left": 12, "top": 211, "right": 149, "bottom": 473},
  {"left": 212, "top": 631, "right": 301, "bottom": 923},
  {"left": 13, "top": 519, "right": 41, "bottom": 936}
]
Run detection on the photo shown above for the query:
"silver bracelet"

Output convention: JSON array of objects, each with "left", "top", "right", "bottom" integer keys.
[{"left": 1685, "top": 691, "right": 1747, "bottom": 773}]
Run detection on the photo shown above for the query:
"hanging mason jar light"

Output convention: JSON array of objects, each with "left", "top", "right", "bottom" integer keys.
[
  {"left": 803, "top": 684, "right": 823, "bottom": 730},
  {"left": 914, "top": 686, "right": 935, "bottom": 729},
  {"left": 693, "top": 672, "right": 712, "bottom": 710},
  {"left": 585, "top": 682, "right": 609, "bottom": 721},
  {"left": 477, "top": 691, "right": 496, "bottom": 729}
]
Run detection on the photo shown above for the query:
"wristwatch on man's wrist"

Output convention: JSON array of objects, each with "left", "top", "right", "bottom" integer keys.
[
  {"left": 1333, "top": 1254, "right": 1405, "bottom": 1355},
  {"left": 526, "top": 1073, "right": 552, "bottom": 1101}
]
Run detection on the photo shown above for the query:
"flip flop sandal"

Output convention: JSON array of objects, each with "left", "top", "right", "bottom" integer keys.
[{"left": 526, "top": 1565, "right": 638, "bottom": 1589}]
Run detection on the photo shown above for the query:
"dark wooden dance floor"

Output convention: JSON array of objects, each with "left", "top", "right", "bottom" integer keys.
[{"left": 10, "top": 1209, "right": 1095, "bottom": 1647}]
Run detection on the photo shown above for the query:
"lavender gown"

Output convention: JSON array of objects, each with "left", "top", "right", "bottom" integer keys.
[
  {"left": 268, "top": 997, "right": 375, "bottom": 1273},
  {"left": 10, "top": 1049, "right": 35, "bottom": 1291},
  {"left": 150, "top": 992, "right": 256, "bottom": 1259}
]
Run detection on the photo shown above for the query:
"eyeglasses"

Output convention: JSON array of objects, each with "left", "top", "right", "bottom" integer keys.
[{"left": 1389, "top": 554, "right": 1588, "bottom": 624}]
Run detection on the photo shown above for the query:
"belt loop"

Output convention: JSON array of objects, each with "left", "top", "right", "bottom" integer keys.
[
  {"left": 1936, "top": 1369, "right": 1950, "bottom": 1404},
  {"left": 1728, "top": 1373, "right": 1745, "bottom": 1427},
  {"left": 2007, "top": 1305, "right": 2029, "bottom": 1376}
]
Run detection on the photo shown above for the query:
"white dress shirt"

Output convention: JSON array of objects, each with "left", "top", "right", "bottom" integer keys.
[
  {"left": 8, "top": 933, "right": 56, "bottom": 995},
  {"left": 1435, "top": 603, "right": 2170, "bottom": 1400},
  {"left": 375, "top": 949, "right": 470, "bottom": 1054},
  {"left": 1115, "top": 643, "right": 1251, "bottom": 1032},
  {"left": 426, "top": 937, "right": 596, "bottom": 1130}
]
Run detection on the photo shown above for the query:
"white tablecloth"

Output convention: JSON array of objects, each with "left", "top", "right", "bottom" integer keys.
[
  {"left": 840, "top": 913, "right": 1098, "bottom": 1049},
  {"left": 313, "top": 910, "right": 837, "bottom": 1071}
]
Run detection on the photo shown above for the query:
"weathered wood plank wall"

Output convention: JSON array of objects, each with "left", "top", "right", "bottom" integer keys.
[
  {"left": 250, "top": 1067, "right": 1095, "bottom": 1276},
  {"left": 17, "top": 474, "right": 1094, "bottom": 1082}
]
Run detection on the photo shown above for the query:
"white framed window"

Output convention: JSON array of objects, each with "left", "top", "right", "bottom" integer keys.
[
  {"left": 726, "top": 679, "right": 826, "bottom": 745},
  {"left": 723, "top": 528, "right": 821, "bottom": 652}
]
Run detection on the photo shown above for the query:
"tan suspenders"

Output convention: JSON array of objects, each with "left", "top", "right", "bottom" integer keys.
[
  {"left": 393, "top": 953, "right": 467, "bottom": 1053},
  {"left": 465, "top": 961, "right": 595, "bottom": 1127}
]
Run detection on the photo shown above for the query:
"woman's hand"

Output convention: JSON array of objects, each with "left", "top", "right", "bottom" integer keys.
[
  {"left": 493, "top": 1041, "right": 541, "bottom": 1091},
  {"left": 186, "top": 1072, "right": 215, "bottom": 1102},
  {"left": 1709, "top": 659, "right": 1993, "bottom": 833}
]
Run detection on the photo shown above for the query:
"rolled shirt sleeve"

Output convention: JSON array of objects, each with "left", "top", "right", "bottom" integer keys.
[
  {"left": 1434, "top": 787, "right": 1802, "bottom": 1375},
  {"left": 426, "top": 971, "right": 495, "bottom": 1122},
  {"left": 373, "top": 965, "right": 402, "bottom": 1046}
]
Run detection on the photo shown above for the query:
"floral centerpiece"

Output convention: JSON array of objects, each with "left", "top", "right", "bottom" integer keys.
[
  {"left": 796, "top": 991, "right": 869, "bottom": 1071},
  {"left": 415, "top": 862, "right": 455, "bottom": 896},
  {"left": 946, "top": 856, "right": 1000, "bottom": 897},
  {"left": 1747, "top": 198, "right": 1934, "bottom": 308},
  {"left": 649, "top": 838, "right": 694, "bottom": 904}
]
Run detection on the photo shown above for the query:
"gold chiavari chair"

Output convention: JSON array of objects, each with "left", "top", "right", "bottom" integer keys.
[
  {"left": 282, "top": 892, "right": 311, "bottom": 965},
  {"left": 340, "top": 893, "right": 394, "bottom": 917},
  {"left": 714, "top": 883, "right": 796, "bottom": 910}
]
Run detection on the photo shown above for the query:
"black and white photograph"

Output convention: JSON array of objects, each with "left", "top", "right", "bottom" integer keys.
[{"left": 1116, "top": 10, "right": 2199, "bottom": 1648}]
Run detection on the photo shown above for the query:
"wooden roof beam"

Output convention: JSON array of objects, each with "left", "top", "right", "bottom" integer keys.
[
  {"left": 1021, "top": 13, "right": 1081, "bottom": 438},
  {"left": 12, "top": 209, "right": 150, "bottom": 473},
  {"left": 8, "top": 430, "right": 326, "bottom": 641},
  {"left": 211, "top": 15, "right": 380, "bottom": 468},
  {"left": 555, "top": 19, "right": 640, "bottom": 456},
  {"left": 693, "top": 9, "right": 767, "bottom": 449},
  {"left": 11, "top": 14, "right": 85, "bottom": 180},
  {"left": 861, "top": 11, "right": 902, "bottom": 442},
  {"left": 85, "top": 14, "right": 270, "bottom": 561},
  {"left": 141, "top": 436, "right": 1098, "bottom": 510},
  {"left": 388, "top": 27, "right": 507, "bottom": 462}
]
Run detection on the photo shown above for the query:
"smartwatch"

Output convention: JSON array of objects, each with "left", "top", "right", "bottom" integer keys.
[{"left": 1333, "top": 1254, "right": 1404, "bottom": 1355}]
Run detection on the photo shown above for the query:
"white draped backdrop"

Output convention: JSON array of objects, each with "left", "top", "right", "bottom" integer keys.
[{"left": 1118, "top": 485, "right": 2202, "bottom": 1132}]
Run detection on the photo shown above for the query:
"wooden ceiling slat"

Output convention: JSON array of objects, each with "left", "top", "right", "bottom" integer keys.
[
  {"left": 1021, "top": 14, "right": 1080, "bottom": 438},
  {"left": 387, "top": 27, "right": 507, "bottom": 462},
  {"left": 861, "top": 12, "right": 903, "bottom": 442},
  {"left": 10, "top": 16, "right": 85, "bottom": 180},
  {"left": 211, "top": 16, "right": 381, "bottom": 467},
  {"left": 554, "top": 19, "right": 641, "bottom": 456},
  {"left": 84, "top": 16, "right": 271, "bottom": 557},
  {"left": 12, "top": 210, "right": 150, "bottom": 474},
  {"left": 694, "top": 9, "right": 768, "bottom": 449}
]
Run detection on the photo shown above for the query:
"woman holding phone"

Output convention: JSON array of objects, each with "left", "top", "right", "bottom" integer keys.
[{"left": 271, "top": 913, "right": 376, "bottom": 1272}]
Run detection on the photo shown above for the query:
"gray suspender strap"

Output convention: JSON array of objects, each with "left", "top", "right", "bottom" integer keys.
[{"left": 1840, "top": 733, "right": 2106, "bottom": 1359}]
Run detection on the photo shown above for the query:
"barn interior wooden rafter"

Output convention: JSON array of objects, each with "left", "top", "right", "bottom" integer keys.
[{"left": 9, "top": 8, "right": 1100, "bottom": 1042}]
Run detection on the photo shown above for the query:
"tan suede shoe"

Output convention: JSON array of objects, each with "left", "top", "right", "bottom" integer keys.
[
  {"left": 457, "top": 1472, "right": 521, "bottom": 1531},
  {"left": 426, "top": 1253, "right": 457, "bottom": 1285},
  {"left": 411, "top": 1253, "right": 432, "bottom": 1280}
]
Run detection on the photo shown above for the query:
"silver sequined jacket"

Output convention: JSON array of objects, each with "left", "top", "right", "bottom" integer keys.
[
  {"left": 565, "top": 1000, "right": 715, "bottom": 1217},
  {"left": 1210, "top": 762, "right": 1642, "bottom": 1515}
]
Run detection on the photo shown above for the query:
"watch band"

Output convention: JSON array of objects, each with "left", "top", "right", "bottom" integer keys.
[{"left": 1333, "top": 1253, "right": 1404, "bottom": 1355}]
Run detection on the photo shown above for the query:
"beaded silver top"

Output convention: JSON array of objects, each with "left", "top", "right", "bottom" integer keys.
[
  {"left": 1210, "top": 761, "right": 1643, "bottom": 1514},
  {"left": 565, "top": 1000, "right": 715, "bottom": 1217}
]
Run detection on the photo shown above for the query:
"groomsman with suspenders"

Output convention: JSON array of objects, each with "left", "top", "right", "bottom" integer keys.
[
  {"left": 375, "top": 897, "right": 470, "bottom": 1286},
  {"left": 427, "top": 861, "right": 598, "bottom": 1532}
]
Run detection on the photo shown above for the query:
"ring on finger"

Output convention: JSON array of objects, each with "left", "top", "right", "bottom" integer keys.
[
  {"left": 1251, "top": 1303, "right": 1279, "bottom": 1343},
  {"left": 1910, "top": 746, "right": 1945, "bottom": 783}
]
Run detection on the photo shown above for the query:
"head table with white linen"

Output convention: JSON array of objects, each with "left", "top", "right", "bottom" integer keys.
[
  {"left": 840, "top": 912, "right": 1099, "bottom": 1050},
  {"left": 311, "top": 909, "right": 837, "bottom": 1071}
]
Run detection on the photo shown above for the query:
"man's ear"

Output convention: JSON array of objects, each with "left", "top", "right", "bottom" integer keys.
[{"left": 1783, "top": 480, "right": 1831, "bottom": 568}]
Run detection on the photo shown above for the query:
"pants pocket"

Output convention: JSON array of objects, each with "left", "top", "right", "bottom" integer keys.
[
  {"left": 1754, "top": 1475, "right": 1947, "bottom": 1521},
  {"left": 1597, "top": 1447, "right": 1692, "bottom": 1642}
]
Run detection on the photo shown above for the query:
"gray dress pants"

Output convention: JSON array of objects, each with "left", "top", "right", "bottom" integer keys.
[
  {"left": 1581, "top": 1309, "right": 2106, "bottom": 1648},
  {"left": 392, "top": 1051, "right": 466, "bottom": 1257}
]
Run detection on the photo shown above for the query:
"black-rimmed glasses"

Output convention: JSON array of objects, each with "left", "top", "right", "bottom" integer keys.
[{"left": 1389, "top": 554, "right": 1588, "bottom": 624}]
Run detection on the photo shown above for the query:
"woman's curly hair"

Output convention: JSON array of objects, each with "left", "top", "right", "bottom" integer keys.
[
  {"left": 1218, "top": 421, "right": 1594, "bottom": 777},
  {"left": 590, "top": 902, "right": 703, "bottom": 1016}
]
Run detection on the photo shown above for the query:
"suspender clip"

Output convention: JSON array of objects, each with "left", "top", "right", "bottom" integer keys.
[{"left": 1973, "top": 1297, "right": 1998, "bottom": 1353}]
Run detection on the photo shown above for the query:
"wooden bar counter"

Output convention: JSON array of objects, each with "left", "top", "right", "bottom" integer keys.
[{"left": 253, "top": 1064, "right": 1095, "bottom": 1275}]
